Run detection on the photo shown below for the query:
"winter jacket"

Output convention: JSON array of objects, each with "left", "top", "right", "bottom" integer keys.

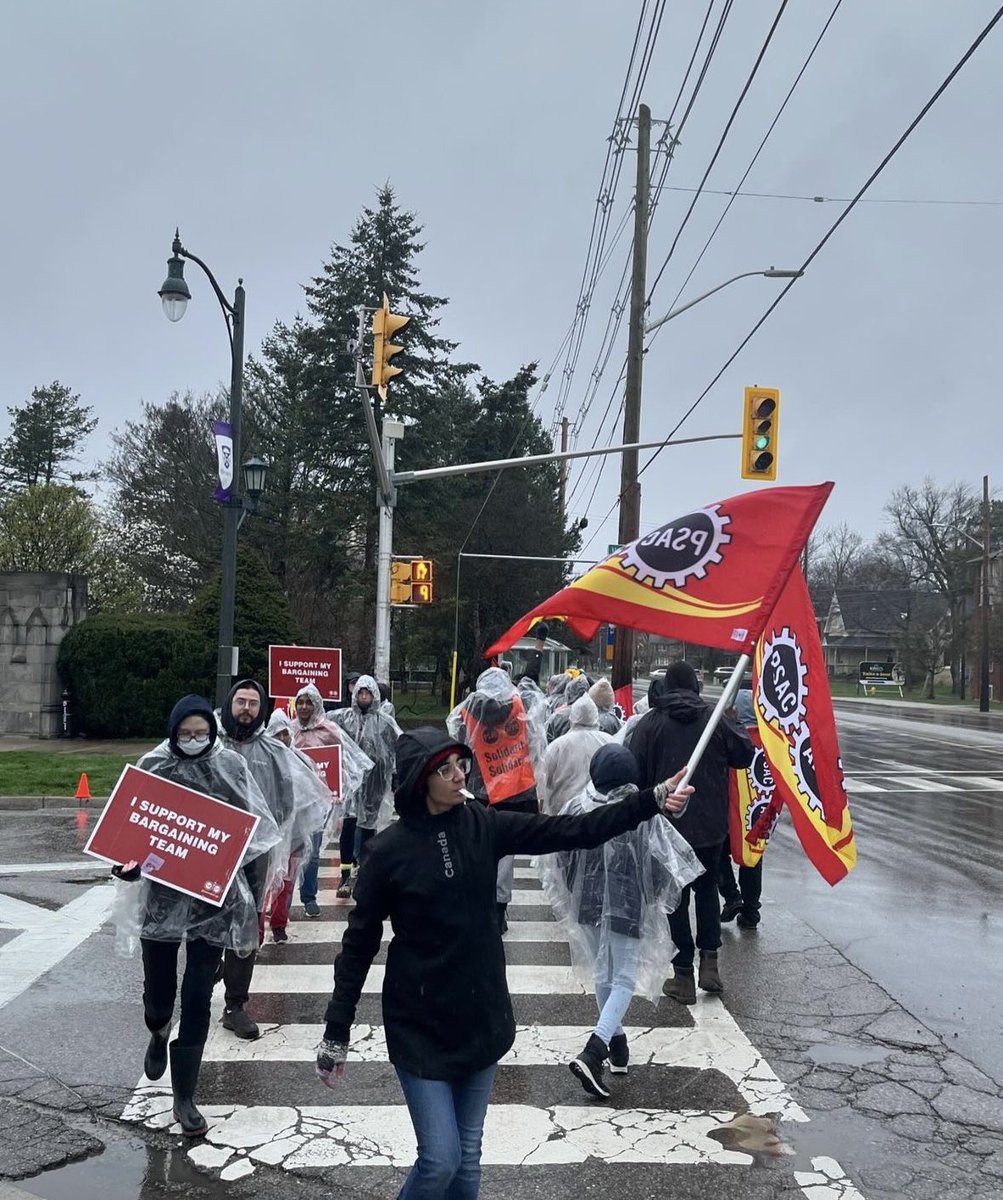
[
  {"left": 588, "top": 678, "right": 622, "bottom": 736},
  {"left": 631, "top": 676, "right": 754, "bottom": 848},
  {"left": 323, "top": 725, "right": 663, "bottom": 1080},
  {"left": 539, "top": 695, "right": 612, "bottom": 815}
]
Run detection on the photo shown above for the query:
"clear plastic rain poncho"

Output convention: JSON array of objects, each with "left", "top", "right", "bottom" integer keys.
[
  {"left": 537, "top": 781, "right": 704, "bottom": 1002},
  {"left": 113, "top": 741, "right": 282, "bottom": 958},
  {"left": 545, "top": 673, "right": 592, "bottom": 742},
  {"left": 289, "top": 684, "right": 374, "bottom": 824},
  {"left": 331, "top": 673, "right": 401, "bottom": 830},
  {"left": 538, "top": 695, "right": 613, "bottom": 815},
  {"left": 546, "top": 672, "right": 572, "bottom": 713},
  {"left": 615, "top": 695, "right": 649, "bottom": 749},
  {"left": 446, "top": 666, "right": 547, "bottom": 805}
]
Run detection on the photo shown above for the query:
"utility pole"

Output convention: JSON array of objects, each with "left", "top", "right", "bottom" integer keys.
[
  {"left": 558, "top": 416, "right": 569, "bottom": 520},
  {"left": 374, "top": 420, "right": 405, "bottom": 684},
  {"left": 980, "top": 472, "right": 991, "bottom": 712},
  {"left": 612, "top": 102, "right": 650, "bottom": 696}
]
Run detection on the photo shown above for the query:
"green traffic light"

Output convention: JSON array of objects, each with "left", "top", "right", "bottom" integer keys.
[{"left": 754, "top": 433, "right": 770, "bottom": 451}]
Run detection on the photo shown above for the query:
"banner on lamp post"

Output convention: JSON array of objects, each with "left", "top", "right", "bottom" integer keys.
[{"left": 213, "top": 420, "right": 234, "bottom": 503}]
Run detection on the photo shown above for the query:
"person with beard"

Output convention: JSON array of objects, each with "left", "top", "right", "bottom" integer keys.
[
  {"left": 631, "top": 662, "right": 754, "bottom": 1002},
  {"left": 331, "top": 674, "right": 402, "bottom": 892},
  {"left": 314, "top": 727, "right": 693, "bottom": 1199},
  {"left": 217, "top": 679, "right": 330, "bottom": 1036},
  {"left": 111, "top": 696, "right": 280, "bottom": 1136}
]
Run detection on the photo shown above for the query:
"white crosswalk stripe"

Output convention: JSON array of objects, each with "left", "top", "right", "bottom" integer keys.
[{"left": 121, "top": 850, "right": 864, "bottom": 1194}]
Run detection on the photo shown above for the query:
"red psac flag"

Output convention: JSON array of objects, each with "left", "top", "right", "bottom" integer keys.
[
  {"left": 485, "top": 483, "right": 834, "bottom": 658},
  {"left": 728, "top": 725, "right": 783, "bottom": 868},
  {"left": 753, "top": 565, "right": 856, "bottom": 885}
]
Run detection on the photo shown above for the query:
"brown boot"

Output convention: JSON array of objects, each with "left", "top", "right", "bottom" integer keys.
[
  {"left": 661, "top": 968, "right": 696, "bottom": 1005},
  {"left": 698, "top": 953, "right": 723, "bottom": 993}
]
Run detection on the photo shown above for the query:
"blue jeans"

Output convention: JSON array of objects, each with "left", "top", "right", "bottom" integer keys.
[
  {"left": 580, "top": 926, "right": 640, "bottom": 1045},
  {"left": 394, "top": 1064, "right": 496, "bottom": 1200},
  {"left": 299, "top": 830, "right": 324, "bottom": 904}
]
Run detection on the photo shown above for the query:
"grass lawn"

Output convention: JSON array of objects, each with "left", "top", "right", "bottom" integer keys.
[
  {"left": 827, "top": 679, "right": 1002, "bottom": 707},
  {"left": 0, "top": 750, "right": 143, "bottom": 797},
  {"left": 391, "top": 689, "right": 450, "bottom": 726}
]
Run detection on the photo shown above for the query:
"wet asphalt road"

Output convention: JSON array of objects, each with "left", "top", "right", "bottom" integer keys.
[{"left": 2, "top": 705, "right": 1003, "bottom": 1199}]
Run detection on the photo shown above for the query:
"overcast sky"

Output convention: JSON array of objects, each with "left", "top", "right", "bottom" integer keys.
[{"left": 3, "top": 1, "right": 1001, "bottom": 560}]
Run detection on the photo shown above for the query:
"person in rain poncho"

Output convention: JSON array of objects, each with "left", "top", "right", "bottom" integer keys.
[
  {"left": 539, "top": 693, "right": 612, "bottom": 815},
  {"left": 315, "top": 727, "right": 694, "bottom": 1198},
  {"left": 539, "top": 743, "right": 703, "bottom": 1099},
  {"left": 217, "top": 679, "right": 331, "bottom": 1038},
  {"left": 588, "top": 677, "right": 623, "bottom": 736},
  {"left": 615, "top": 695, "right": 649, "bottom": 749},
  {"left": 112, "top": 695, "right": 281, "bottom": 1137},
  {"left": 545, "top": 673, "right": 592, "bottom": 742},
  {"left": 331, "top": 674, "right": 402, "bottom": 886},
  {"left": 446, "top": 666, "right": 548, "bottom": 932},
  {"left": 290, "top": 684, "right": 374, "bottom": 912},
  {"left": 546, "top": 672, "right": 572, "bottom": 714}
]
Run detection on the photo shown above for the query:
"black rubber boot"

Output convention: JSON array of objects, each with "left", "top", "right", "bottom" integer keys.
[
  {"left": 698, "top": 952, "right": 723, "bottom": 993},
  {"left": 143, "top": 1022, "right": 171, "bottom": 1081},
  {"left": 608, "top": 1032, "right": 629, "bottom": 1075},
  {"left": 570, "top": 1033, "right": 610, "bottom": 1098},
  {"left": 169, "top": 1041, "right": 208, "bottom": 1137},
  {"left": 662, "top": 968, "right": 697, "bottom": 1005}
]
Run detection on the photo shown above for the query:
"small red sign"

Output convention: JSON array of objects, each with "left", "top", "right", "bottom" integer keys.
[
  {"left": 268, "top": 645, "right": 342, "bottom": 701},
  {"left": 302, "top": 745, "right": 343, "bottom": 804},
  {"left": 83, "top": 765, "right": 260, "bottom": 907}
]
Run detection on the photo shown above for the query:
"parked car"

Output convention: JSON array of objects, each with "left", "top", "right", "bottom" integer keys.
[{"left": 713, "top": 665, "right": 753, "bottom": 688}]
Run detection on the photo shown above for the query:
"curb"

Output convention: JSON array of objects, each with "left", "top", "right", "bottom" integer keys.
[{"left": 0, "top": 796, "right": 108, "bottom": 812}]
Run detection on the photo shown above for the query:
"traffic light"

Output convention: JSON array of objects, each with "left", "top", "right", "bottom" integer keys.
[
  {"left": 391, "top": 560, "right": 412, "bottom": 605},
  {"left": 371, "top": 292, "right": 411, "bottom": 401},
  {"left": 410, "top": 559, "right": 433, "bottom": 604},
  {"left": 741, "top": 386, "right": 780, "bottom": 481}
]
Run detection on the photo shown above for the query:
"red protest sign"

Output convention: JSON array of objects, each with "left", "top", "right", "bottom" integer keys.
[
  {"left": 83, "top": 765, "right": 260, "bottom": 907},
  {"left": 269, "top": 645, "right": 342, "bottom": 701},
  {"left": 302, "top": 744, "right": 343, "bottom": 803}
]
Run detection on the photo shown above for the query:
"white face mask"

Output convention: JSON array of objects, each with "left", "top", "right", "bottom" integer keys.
[{"left": 178, "top": 735, "right": 211, "bottom": 757}]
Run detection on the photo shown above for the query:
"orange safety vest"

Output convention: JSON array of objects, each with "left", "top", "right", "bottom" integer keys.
[{"left": 461, "top": 693, "right": 537, "bottom": 805}]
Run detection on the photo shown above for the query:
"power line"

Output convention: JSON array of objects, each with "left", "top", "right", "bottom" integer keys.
[
  {"left": 580, "top": 2, "right": 1003, "bottom": 555},
  {"left": 646, "top": 0, "right": 791, "bottom": 303},
  {"left": 661, "top": 184, "right": 1003, "bottom": 207}
]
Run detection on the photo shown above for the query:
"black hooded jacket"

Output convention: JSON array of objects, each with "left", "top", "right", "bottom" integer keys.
[
  {"left": 323, "top": 725, "right": 663, "bottom": 1080},
  {"left": 631, "top": 675, "right": 754, "bottom": 849}
]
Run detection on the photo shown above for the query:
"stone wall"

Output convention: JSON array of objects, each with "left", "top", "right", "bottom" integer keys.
[{"left": 0, "top": 573, "right": 87, "bottom": 737}]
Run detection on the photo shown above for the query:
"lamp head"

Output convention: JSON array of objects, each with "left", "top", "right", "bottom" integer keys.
[
  {"left": 159, "top": 233, "right": 191, "bottom": 322},
  {"left": 242, "top": 457, "right": 269, "bottom": 501}
]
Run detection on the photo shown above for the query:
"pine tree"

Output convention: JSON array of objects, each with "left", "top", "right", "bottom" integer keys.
[{"left": 0, "top": 381, "right": 98, "bottom": 490}]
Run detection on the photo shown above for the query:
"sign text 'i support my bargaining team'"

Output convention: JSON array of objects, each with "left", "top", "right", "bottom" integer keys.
[{"left": 83, "top": 765, "right": 260, "bottom": 906}]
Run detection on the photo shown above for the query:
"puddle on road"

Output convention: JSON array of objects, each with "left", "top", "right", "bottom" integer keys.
[
  {"left": 16, "top": 1125, "right": 219, "bottom": 1200},
  {"left": 807, "top": 1041, "right": 893, "bottom": 1067}
]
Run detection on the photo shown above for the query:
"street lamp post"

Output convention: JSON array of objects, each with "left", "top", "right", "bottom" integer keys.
[
  {"left": 159, "top": 230, "right": 268, "bottom": 708},
  {"left": 644, "top": 268, "right": 804, "bottom": 335}
]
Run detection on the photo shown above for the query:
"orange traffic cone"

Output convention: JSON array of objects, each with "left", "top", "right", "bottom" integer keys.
[{"left": 74, "top": 772, "right": 92, "bottom": 803}]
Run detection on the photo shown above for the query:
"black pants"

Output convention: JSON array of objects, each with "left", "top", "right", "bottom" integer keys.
[
  {"left": 141, "top": 937, "right": 222, "bottom": 1047},
  {"left": 222, "top": 947, "right": 257, "bottom": 1011},
  {"left": 339, "top": 816, "right": 357, "bottom": 868},
  {"left": 669, "top": 841, "right": 725, "bottom": 970},
  {"left": 718, "top": 843, "right": 763, "bottom": 915}
]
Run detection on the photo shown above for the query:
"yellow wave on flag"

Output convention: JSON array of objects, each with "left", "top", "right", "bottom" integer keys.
[{"left": 572, "top": 565, "right": 764, "bottom": 620}]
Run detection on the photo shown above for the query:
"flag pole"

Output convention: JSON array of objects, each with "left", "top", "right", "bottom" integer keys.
[{"left": 674, "top": 655, "right": 751, "bottom": 802}]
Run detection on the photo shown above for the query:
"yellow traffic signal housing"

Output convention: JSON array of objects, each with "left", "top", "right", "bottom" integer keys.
[
  {"left": 390, "top": 561, "right": 412, "bottom": 605},
  {"left": 371, "top": 292, "right": 411, "bottom": 401},
  {"left": 410, "top": 559, "right": 433, "bottom": 584},
  {"left": 411, "top": 581, "right": 434, "bottom": 605},
  {"left": 741, "top": 386, "right": 780, "bottom": 481}
]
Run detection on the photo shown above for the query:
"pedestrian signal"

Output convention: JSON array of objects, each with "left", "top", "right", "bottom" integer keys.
[
  {"left": 371, "top": 293, "right": 411, "bottom": 402},
  {"left": 741, "top": 386, "right": 780, "bottom": 481},
  {"left": 410, "top": 559, "right": 433, "bottom": 584},
  {"left": 411, "top": 581, "right": 434, "bottom": 604}
]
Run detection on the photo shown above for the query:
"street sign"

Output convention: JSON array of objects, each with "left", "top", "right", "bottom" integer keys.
[
  {"left": 858, "top": 661, "right": 896, "bottom": 683},
  {"left": 268, "top": 645, "right": 342, "bottom": 701},
  {"left": 83, "top": 765, "right": 260, "bottom": 907},
  {"left": 605, "top": 623, "right": 615, "bottom": 662}
]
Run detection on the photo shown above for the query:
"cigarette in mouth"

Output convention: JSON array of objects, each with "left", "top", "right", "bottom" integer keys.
[{"left": 460, "top": 788, "right": 475, "bottom": 799}]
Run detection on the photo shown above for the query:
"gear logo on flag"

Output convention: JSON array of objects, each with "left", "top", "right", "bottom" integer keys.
[
  {"left": 790, "top": 727, "right": 824, "bottom": 816},
  {"left": 757, "top": 626, "right": 808, "bottom": 732},
  {"left": 750, "top": 746, "right": 776, "bottom": 795},
  {"left": 617, "top": 504, "right": 731, "bottom": 589}
]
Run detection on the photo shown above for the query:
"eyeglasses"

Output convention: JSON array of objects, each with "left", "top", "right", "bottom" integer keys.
[
  {"left": 177, "top": 730, "right": 210, "bottom": 743},
  {"left": 433, "top": 758, "right": 469, "bottom": 780}
]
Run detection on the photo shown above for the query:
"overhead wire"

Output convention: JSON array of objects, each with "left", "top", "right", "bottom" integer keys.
[
  {"left": 660, "top": 185, "right": 1003, "bottom": 207},
  {"left": 579, "top": 2, "right": 1003, "bottom": 557}
]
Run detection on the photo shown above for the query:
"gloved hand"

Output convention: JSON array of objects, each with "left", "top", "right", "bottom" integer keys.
[
  {"left": 315, "top": 1038, "right": 348, "bottom": 1089},
  {"left": 528, "top": 621, "right": 550, "bottom": 643},
  {"left": 111, "top": 860, "right": 141, "bottom": 882},
  {"left": 653, "top": 769, "right": 694, "bottom": 817}
]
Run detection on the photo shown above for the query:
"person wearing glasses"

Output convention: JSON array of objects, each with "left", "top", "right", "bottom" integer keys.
[{"left": 315, "top": 726, "right": 693, "bottom": 1200}]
